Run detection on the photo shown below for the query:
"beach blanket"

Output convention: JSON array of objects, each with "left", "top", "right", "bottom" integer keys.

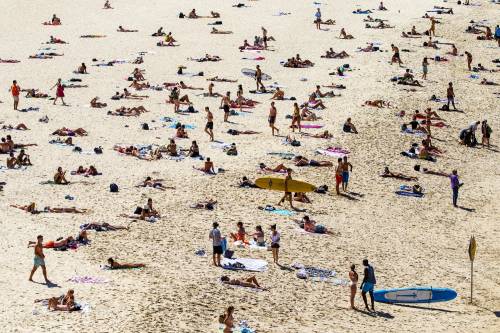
[
  {"left": 300, "top": 124, "right": 324, "bottom": 129},
  {"left": 168, "top": 123, "right": 196, "bottom": 129},
  {"left": 395, "top": 190, "right": 424, "bottom": 198},
  {"left": 260, "top": 206, "right": 296, "bottom": 216},
  {"left": 315, "top": 149, "right": 347, "bottom": 158},
  {"left": 292, "top": 263, "right": 340, "bottom": 282},
  {"left": 267, "top": 152, "right": 295, "bottom": 159},
  {"left": 19, "top": 107, "right": 39, "bottom": 112},
  {"left": 222, "top": 258, "right": 268, "bottom": 272}
]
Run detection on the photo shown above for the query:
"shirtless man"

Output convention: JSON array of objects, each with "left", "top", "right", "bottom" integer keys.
[
  {"left": 54, "top": 167, "right": 69, "bottom": 184},
  {"left": 429, "top": 17, "right": 437, "bottom": 36},
  {"left": 90, "top": 97, "right": 107, "bottom": 108},
  {"left": 255, "top": 65, "right": 264, "bottom": 90},
  {"left": 278, "top": 168, "right": 294, "bottom": 208},
  {"left": 197, "top": 157, "right": 215, "bottom": 174},
  {"left": 204, "top": 106, "right": 214, "bottom": 141},
  {"left": 340, "top": 156, "right": 353, "bottom": 192},
  {"left": 270, "top": 87, "right": 284, "bottom": 100},
  {"left": 390, "top": 44, "right": 403, "bottom": 65},
  {"left": 6, "top": 152, "right": 17, "bottom": 169},
  {"left": 268, "top": 102, "right": 279, "bottom": 136},
  {"left": 446, "top": 82, "right": 457, "bottom": 110},
  {"left": 29, "top": 235, "right": 51, "bottom": 284},
  {"left": 220, "top": 92, "right": 231, "bottom": 122},
  {"left": 206, "top": 83, "right": 222, "bottom": 97}
]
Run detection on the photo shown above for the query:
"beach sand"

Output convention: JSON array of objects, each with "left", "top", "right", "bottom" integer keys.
[{"left": 0, "top": 0, "right": 499, "bottom": 332}]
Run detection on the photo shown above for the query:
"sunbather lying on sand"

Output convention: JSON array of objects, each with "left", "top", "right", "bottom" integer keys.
[
  {"left": 413, "top": 164, "right": 449, "bottom": 176},
  {"left": 321, "top": 49, "right": 349, "bottom": 59},
  {"left": 380, "top": 167, "right": 418, "bottom": 181},
  {"left": 12, "top": 203, "right": 87, "bottom": 214},
  {"left": 211, "top": 27, "right": 232, "bottom": 34},
  {"left": 117, "top": 26, "right": 138, "bottom": 32},
  {"left": 72, "top": 165, "right": 100, "bottom": 176},
  {"left": 294, "top": 215, "right": 334, "bottom": 234},
  {"left": 48, "top": 36, "right": 66, "bottom": 44},
  {"left": 207, "top": 76, "right": 237, "bottom": 83},
  {"left": 107, "top": 258, "right": 145, "bottom": 269},
  {"left": 293, "top": 156, "right": 332, "bottom": 167},
  {"left": 221, "top": 276, "right": 267, "bottom": 290},
  {"left": 259, "top": 163, "right": 287, "bottom": 173},
  {"left": 51, "top": 128, "right": 88, "bottom": 136},
  {"left": 2, "top": 123, "right": 28, "bottom": 130},
  {"left": 28, "top": 231, "right": 88, "bottom": 248},
  {"left": 108, "top": 106, "right": 148, "bottom": 116},
  {"left": 366, "top": 21, "right": 394, "bottom": 29},
  {"left": 301, "top": 130, "right": 332, "bottom": 139},
  {"left": 363, "top": 100, "right": 391, "bottom": 108},
  {"left": 191, "top": 199, "right": 217, "bottom": 210}
]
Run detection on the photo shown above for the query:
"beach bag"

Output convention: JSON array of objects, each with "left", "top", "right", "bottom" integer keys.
[
  {"left": 224, "top": 249, "right": 234, "bottom": 259},
  {"left": 134, "top": 206, "right": 142, "bottom": 215},
  {"left": 291, "top": 140, "right": 301, "bottom": 147},
  {"left": 314, "top": 225, "right": 326, "bottom": 234},
  {"left": 187, "top": 105, "right": 195, "bottom": 113},
  {"left": 178, "top": 12, "right": 185, "bottom": 18},
  {"left": 296, "top": 269, "right": 308, "bottom": 279},
  {"left": 440, "top": 104, "right": 449, "bottom": 111},
  {"left": 142, "top": 123, "right": 149, "bottom": 130},
  {"left": 73, "top": 146, "right": 82, "bottom": 152},
  {"left": 94, "top": 146, "right": 103, "bottom": 154},
  {"left": 110, "top": 183, "right": 119, "bottom": 193},
  {"left": 315, "top": 185, "right": 328, "bottom": 194}
]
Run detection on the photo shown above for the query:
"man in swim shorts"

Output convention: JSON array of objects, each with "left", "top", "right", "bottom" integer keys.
[
  {"left": 204, "top": 106, "right": 214, "bottom": 141},
  {"left": 209, "top": 222, "right": 223, "bottom": 266},
  {"left": 278, "top": 168, "right": 294, "bottom": 209},
  {"left": 268, "top": 102, "right": 279, "bottom": 136},
  {"left": 9, "top": 80, "right": 20, "bottom": 110},
  {"left": 360, "top": 259, "right": 376, "bottom": 311},
  {"left": 220, "top": 92, "right": 231, "bottom": 122},
  {"left": 29, "top": 235, "right": 51, "bottom": 284},
  {"left": 340, "top": 156, "right": 353, "bottom": 192},
  {"left": 255, "top": 65, "right": 264, "bottom": 90}
]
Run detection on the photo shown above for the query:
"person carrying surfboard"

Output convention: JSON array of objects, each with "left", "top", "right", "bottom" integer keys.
[
  {"left": 277, "top": 168, "right": 294, "bottom": 209},
  {"left": 360, "top": 259, "right": 377, "bottom": 312}
]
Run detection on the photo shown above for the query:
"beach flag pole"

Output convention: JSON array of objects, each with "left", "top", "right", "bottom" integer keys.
[{"left": 468, "top": 235, "right": 477, "bottom": 304}]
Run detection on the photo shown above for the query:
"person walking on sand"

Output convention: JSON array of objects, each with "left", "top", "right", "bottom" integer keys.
[
  {"left": 335, "top": 158, "right": 342, "bottom": 195},
  {"left": 268, "top": 102, "right": 279, "bottom": 136},
  {"left": 51, "top": 78, "right": 67, "bottom": 106},
  {"left": 291, "top": 102, "right": 301, "bottom": 133},
  {"left": 270, "top": 224, "right": 280, "bottom": 264},
  {"left": 209, "top": 222, "right": 223, "bottom": 266},
  {"left": 278, "top": 168, "right": 294, "bottom": 208},
  {"left": 255, "top": 65, "right": 264, "bottom": 91},
  {"left": 204, "top": 106, "right": 214, "bottom": 141},
  {"left": 29, "top": 235, "right": 51, "bottom": 284},
  {"left": 447, "top": 82, "right": 457, "bottom": 110},
  {"left": 9, "top": 80, "right": 20, "bottom": 110},
  {"left": 390, "top": 44, "right": 402, "bottom": 66},
  {"left": 360, "top": 259, "right": 376, "bottom": 312},
  {"left": 349, "top": 264, "right": 359, "bottom": 309},
  {"left": 449, "top": 169, "right": 463, "bottom": 207},
  {"left": 465, "top": 51, "right": 472, "bottom": 71},
  {"left": 340, "top": 156, "right": 353, "bottom": 192},
  {"left": 315, "top": 8, "right": 321, "bottom": 30}
]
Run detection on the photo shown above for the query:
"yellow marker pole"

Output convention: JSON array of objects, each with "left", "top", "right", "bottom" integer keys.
[{"left": 468, "top": 235, "right": 477, "bottom": 304}]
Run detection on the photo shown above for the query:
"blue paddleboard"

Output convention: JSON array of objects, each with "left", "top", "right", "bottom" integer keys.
[{"left": 373, "top": 287, "right": 457, "bottom": 304}]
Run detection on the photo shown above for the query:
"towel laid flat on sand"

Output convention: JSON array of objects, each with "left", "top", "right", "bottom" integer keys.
[{"left": 222, "top": 258, "right": 268, "bottom": 272}]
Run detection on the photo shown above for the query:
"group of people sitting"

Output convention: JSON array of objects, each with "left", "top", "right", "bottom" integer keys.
[{"left": 283, "top": 55, "right": 314, "bottom": 68}]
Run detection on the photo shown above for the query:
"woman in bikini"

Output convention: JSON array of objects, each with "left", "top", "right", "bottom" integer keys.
[{"left": 349, "top": 264, "right": 358, "bottom": 309}]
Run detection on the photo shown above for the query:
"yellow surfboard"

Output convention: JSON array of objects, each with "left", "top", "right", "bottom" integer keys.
[{"left": 255, "top": 177, "right": 317, "bottom": 193}]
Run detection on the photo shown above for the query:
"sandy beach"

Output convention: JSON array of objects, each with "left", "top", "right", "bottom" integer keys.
[{"left": 0, "top": 0, "right": 499, "bottom": 332}]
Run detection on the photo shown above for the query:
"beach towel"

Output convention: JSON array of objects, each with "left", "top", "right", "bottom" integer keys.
[
  {"left": 67, "top": 276, "right": 109, "bottom": 284},
  {"left": 18, "top": 107, "right": 39, "bottom": 112},
  {"left": 222, "top": 258, "right": 268, "bottom": 272},
  {"left": 293, "top": 263, "right": 339, "bottom": 282},
  {"left": 267, "top": 152, "right": 295, "bottom": 159},
  {"left": 260, "top": 206, "right": 296, "bottom": 216},
  {"left": 211, "top": 141, "right": 231, "bottom": 149},
  {"left": 300, "top": 124, "right": 324, "bottom": 129},
  {"left": 395, "top": 190, "right": 424, "bottom": 198},
  {"left": 315, "top": 149, "right": 347, "bottom": 158},
  {"left": 168, "top": 123, "right": 196, "bottom": 129}
]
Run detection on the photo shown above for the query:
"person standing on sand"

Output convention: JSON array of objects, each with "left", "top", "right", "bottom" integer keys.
[
  {"left": 9, "top": 80, "right": 20, "bottom": 110},
  {"left": 340, "top": 156, "right": 353, "bottom": 192},
  {"left": 447, "top": 82, "right": 457, "bottom": 110},
  {"left": 268, "top": 102, "right": 279, "bottom": 136},
  {"left": 335, "top": 158, "right": 342, "bottom": 195},
  {"left": 349, "top": 264, "right": 359, "bottom": 309},
  {"left": 209, "top": 222, "right": 223, "bottom": 266},
  {"left": 465, "top": 51, "right": 472, "bottom": 71},
  {"left": 270, "top": 224, "right": 280, "bottom": 264},
  {"left": 29, "top": 235, "right": 51, "bottom": 284},
  {"left": 422, "top": 57, "right": 429, "bottom": 80},
  {"left": 204, "top": 106, "right": 214, "bottom": 141},
  {"left": 51, "top": 78, "right": 67, "bottom": 106},
  {"left": 220, "top": 92, "right": 231, "bottom": 123},
  {"left": 390, "top": 44, "right": 402, "bottom": 66},
  {"left": 429, "top": 17, "right": 436, "bottom": 36},
  {"left": 360, "top": 259, "right": 376, "bottom": 312},
  {"left": 255, "top": 65, "right": 264, "bottom": 91},
  {"left": 449, "top": 169, "right": 463, "bottom": 207},
  {"left": 278, "top": 168, "right": 294, "bottom": 208},
  {"left": 315, "top": 8, "right": 321, "bottom": 30}
]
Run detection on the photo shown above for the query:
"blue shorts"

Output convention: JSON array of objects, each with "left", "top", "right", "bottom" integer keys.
[
  {"left": 362, "top": 282, "right": 374, "bottom": 293},
  {"left": 34, "top": 256, "right": 45, "bottom": 267},
  {"left": 342, "top": 171, "right": 349, "bottom": 183}
]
